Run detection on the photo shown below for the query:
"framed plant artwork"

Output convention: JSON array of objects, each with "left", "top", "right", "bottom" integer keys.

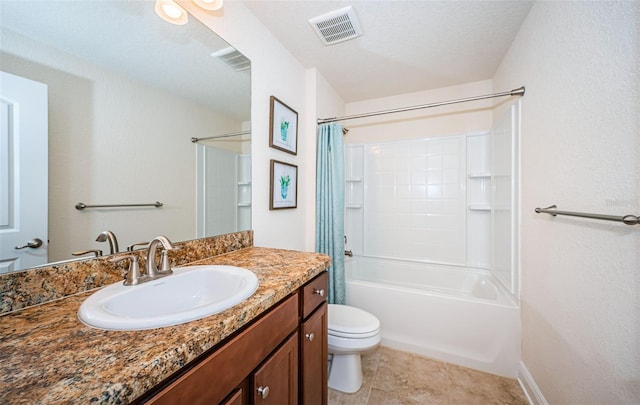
[
  {"left": 269, "top": 96, "right": 298, "bottom": 155},
  {"left": 270, "top": 160, "right": 298, "bottom": 210}
]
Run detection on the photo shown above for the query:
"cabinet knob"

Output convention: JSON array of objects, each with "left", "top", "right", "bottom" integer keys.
[
  {"left": 257, "top": 385, "right": 270, "bottom": 399},
  {"left": 313, "top": 288, "right": 325, "bottom": 297},
  {"left": 305, "top": 333, "right": 315, "bottom": 342}
]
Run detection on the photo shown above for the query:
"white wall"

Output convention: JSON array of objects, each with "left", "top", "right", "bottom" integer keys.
[
  {"left": 344, "top": 80, "right": 494, "bottom": 144},
  {"left": 1, "top": 29, "right": 240, "bottom": 262},
  {"left": 493, "top": 2, "right": 639, "bottom": 403}
]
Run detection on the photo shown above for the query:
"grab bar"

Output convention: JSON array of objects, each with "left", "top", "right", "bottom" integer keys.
[
  {"left": 75, "top": 201, "right": 163, "bottom": 210},
  {"left": 535, "top": 205, "right": 639, "bottom": 226}
]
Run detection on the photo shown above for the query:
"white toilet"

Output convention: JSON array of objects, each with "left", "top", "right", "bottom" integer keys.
[{"left": 328, "top": 304, "right": 381, "bottom": 393}]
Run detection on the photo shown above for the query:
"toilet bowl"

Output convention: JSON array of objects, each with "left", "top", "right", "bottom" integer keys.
[{"left": 328, "top": 304, "right": 381, "bottom": 393}]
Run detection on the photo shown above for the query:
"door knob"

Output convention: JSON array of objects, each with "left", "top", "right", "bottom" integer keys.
[{"left": 14, "top": 238, "right": 43, "bottom": 250}]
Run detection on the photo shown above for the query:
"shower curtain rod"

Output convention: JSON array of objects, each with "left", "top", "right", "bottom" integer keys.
[
  {"left": 317, "top": 86, "right": 525, "bottom": 125},
  {"left": 191, "top": 130, "right": 251, "bottom": 143}
]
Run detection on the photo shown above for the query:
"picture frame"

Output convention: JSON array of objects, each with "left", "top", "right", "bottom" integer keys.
[
  {"left": 269, "top": 96, "right": 298, "bottom": 155},
  {"left": 270, "top": 160, "right": 298, "bottom": 210}
]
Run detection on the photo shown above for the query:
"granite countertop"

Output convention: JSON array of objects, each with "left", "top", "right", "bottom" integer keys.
[{"left": 0, "top": 247, "right": 330, "bottom": 404}]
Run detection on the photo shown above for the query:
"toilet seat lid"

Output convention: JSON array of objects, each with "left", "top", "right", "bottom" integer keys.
[{"left": 328, "top": 304, "right": 380, "bottom": 337}]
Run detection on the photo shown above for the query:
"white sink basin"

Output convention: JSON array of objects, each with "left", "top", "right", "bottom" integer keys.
[{"left": 78, "top": 265, "right": 259, "bottom": 331}]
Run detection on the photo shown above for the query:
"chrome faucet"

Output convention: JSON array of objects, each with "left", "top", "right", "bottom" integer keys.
[
  {"left": 110, "top": 236, "right": 179, "bottom": 286},
  {"left": 96, "top": 230, "right": 119, "bottom": 255},
  {"left": 145, "top": 235, "right": 177, "bottom": 278}
]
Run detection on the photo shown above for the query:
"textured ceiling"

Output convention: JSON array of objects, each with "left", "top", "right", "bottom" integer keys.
[
  {"left": 244, "top": 0, "right": 534, "bottom": 102},
  {"left": 0, "top": 0, "right": 251, "bottom": 121},
  {"left": 1, "top": 1, "right": 534, "bottom": 117}
]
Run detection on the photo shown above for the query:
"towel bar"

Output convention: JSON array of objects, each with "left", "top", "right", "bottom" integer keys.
[
  {"left": 75, "top": 202, "right": 163, "bottom": 210},
  {"left": 535, "top": 205, "right": 638, "bottom": 225}
]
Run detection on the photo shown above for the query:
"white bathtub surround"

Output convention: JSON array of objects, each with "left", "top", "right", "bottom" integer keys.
[
  {"left": 346, "top": 257, "right": 520, "bottom": 377},
  {"left": 344, "top": 118, "right": 520, "bottom": 297},
  {"left": 343, "top": 117, "right": 521, "bottom": 377}
]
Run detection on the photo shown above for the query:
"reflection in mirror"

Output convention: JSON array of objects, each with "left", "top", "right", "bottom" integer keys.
[
  {"left": 195, "top": 131, "right": 252, "bottom": 237},
  {"left": 0, "top": 1, "right": 251, "bottom": 273}
]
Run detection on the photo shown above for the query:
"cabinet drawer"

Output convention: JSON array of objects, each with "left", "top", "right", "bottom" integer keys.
[
  {"left": 146, "top": 293, "right": 299, "bottom": 405},
  {"left": 301, "top": 272, "right": 328, "bottom": 319}
]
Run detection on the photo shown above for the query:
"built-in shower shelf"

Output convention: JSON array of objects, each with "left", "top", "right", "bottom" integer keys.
[
  {"left": 468, "top": 172, "right": 492, "bottom": 178},
  {"left": 468, "top": 204, "right": 511, "bottom": 211},
  {"left": 346, "top": 204, "right": 363, "bottom": 209},
  {"left": 238, "top": 181, "right": 251, "bottom": 186},
  {"left": 346, "top": 178, "right": 363, "bottom": 182},
  {"left": 238, "top": 203, "right": 251, "bottom": 207}
]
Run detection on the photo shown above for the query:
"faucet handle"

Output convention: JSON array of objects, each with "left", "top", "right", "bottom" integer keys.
[
  {"left": 158, "top": 250, "right": 173, "bottom": 273},
  {"left": 157, "top": 242, "right": 182, "bottom": 273},
  {"left": 72, "top": 249, "right": 103, "bottom": 257},
  {"left": 126, "top": 241, "right": 149, "bottom": 251},
  {"left": 111, "top": 255, "right": 142, "bottom": 286}
]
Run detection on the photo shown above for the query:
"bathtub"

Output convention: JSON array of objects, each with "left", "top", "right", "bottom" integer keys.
[{"left": 345, "top": 256, "right": 521, "bottom": 377}]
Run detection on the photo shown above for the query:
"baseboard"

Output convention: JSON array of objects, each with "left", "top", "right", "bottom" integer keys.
[{"left": 518, "top": 361, "right": 548, "bottom": 405}]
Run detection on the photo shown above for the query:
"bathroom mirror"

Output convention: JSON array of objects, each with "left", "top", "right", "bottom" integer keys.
[{"left": 0, "top": 0, "right": 251, "bottom": 272}]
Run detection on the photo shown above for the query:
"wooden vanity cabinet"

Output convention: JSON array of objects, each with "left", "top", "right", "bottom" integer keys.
[
  {"left": 145, "top": 294, "right": 298, "bottom": 405},
  {"left": 142, "top": 271, "right": 328, "bottom": 405}
]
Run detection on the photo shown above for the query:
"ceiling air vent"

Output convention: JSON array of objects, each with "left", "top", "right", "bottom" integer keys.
[
  {"left": 211, "top": 47, "right": 251, "bottom": 72},
  {"left": 309, "top": 6, "right": 363, "bottom": 46}
]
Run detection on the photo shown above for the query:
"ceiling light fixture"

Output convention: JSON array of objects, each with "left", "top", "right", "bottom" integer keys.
[
  {"left": 192, "top": 0, "right": 224, "bottom": 11},
  {"left": 155, "top": 0, "right": 188, "bottom": 25}
]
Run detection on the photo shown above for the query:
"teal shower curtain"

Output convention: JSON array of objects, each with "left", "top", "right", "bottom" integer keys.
[{"left": 316, "top": 123, "right": 345, "bottom": 304}]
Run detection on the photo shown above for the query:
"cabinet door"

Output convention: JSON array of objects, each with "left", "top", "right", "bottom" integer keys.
[
  {"left": 221, "top": 388, "right": 243, "bottom": 405},
  {"left": 253, "top": 332, "right": 299, "bottom": 405},
  {"left": 300, "top": 302, "right": 328, "bottom": 405},
  {"left": 221, "top": 378, "right": 250, "bottom": 405}
]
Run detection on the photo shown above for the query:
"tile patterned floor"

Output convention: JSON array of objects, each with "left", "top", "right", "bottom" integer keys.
[{"left": 328, "top": 346, "right": 529, "bottom": 405}]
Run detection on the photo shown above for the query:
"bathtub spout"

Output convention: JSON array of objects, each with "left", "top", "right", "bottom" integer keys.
[{"left": 345, "top": 250, "right": 353, "bottom": 257}]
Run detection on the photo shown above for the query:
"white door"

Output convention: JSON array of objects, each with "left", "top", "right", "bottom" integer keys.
[{"left": 0, "top": 71, "right": 48, "bottom": 273}]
